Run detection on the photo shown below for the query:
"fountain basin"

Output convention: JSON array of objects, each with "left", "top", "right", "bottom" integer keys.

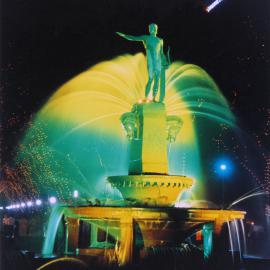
[
  {"left": 108, "top": 174, "right": 193, "bottom": 207},
  {"left": 58, "top": 206, "right": 246, "bottom": 266}
]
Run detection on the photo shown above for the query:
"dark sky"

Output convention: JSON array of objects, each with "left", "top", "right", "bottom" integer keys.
[{"left": 1, "top": 0, "right": 270, "bottom": 164}]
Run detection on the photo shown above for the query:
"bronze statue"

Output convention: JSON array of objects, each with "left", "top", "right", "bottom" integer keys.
[{"left": 116, "top": 24, "right": 169, "bottom": 102}]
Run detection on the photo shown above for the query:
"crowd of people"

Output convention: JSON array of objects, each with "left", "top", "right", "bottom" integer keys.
[
  {"left": 1, "top": 213, "right": 44, "bottom": 240},
  {"left": 2, "top": 213, "right": 31, "bottom": 238}
]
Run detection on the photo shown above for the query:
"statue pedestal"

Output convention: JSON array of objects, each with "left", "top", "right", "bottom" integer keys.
[
  {"left": 129, "top": 102, "right": 168, "bottom": 174},
  {"left": 109, "top": 101, "right": 193, "bottom": 207}
]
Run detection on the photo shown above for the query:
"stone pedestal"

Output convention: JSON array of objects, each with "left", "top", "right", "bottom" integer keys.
[{"left": 129, "top": 102, "right": 168, "bottom": 174}]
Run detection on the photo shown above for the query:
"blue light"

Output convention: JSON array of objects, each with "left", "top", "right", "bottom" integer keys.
[
  {"left": 214, "top": 157, "right": 234, "bottom": 178},
  {"left": 220, "top": 164, "right": 227, "bottom": 171}
]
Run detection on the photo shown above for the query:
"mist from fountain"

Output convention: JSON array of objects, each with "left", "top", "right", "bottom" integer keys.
[{"left": 16, "top": 53, "right": 235, "bottom": 204}]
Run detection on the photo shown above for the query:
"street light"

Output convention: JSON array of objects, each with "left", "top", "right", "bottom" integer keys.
[
  {"left": 21, "top": 202, "right": 26, "bottom": 208},
  {"left": 214, "top": 157, "right": 234, "bottom": 208},
  {"left": 36, "top": 199, "right": 42, "bottom": 206},
  {"left": 73, "top": 190, "right": 79, "bottom": 198},
  {"left": 73, "top": 190, "right": 79, "bottom": 206},
  {"left": 220, "top": 164, "right": 227, "bottom": 171},
  {"left": 27, "top": 201, "right": 33, "bottom": 207},
  {"left": 49, "top": 196, "right": 57, "bottom": 204}
]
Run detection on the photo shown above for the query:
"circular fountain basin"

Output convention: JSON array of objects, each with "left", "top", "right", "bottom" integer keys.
[{"left": 107, "top": 174, "right": 193, "bottom": 207}]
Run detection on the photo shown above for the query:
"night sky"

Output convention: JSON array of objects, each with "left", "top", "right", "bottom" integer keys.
[{"left": 1, "top": 0, "right": 269, "bottom": 187}]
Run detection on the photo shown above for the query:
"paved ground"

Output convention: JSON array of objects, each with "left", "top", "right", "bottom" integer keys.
[
  {"left": 1, "top": 236, "right": 270, "bottom": 270},
  {"left": 243, "top": 257, "right": 270, "bottom": 270}
]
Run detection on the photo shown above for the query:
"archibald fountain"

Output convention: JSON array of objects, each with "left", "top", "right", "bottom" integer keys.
[
  {"left": 19, "top": 25, "right": 246, "bottom": 270},
  {"left": 110, "top": 23, "right": 193, "bottom": 207}
]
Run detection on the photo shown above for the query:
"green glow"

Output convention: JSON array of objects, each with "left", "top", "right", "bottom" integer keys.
[
  {"left": 203, "top": 223, "right": 214, "bottom": 258},
  {"left": 16, "top": 53, "right": 235, "bottom": 201}
]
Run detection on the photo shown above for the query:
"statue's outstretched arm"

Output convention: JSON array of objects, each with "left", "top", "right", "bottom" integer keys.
[{"left": 116, "top": 32, "right": 145, "bottom": 42}]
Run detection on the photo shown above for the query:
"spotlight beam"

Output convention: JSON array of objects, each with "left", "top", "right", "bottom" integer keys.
[{"left": 206, "top": 0, "right": 224, "bottom": 13}]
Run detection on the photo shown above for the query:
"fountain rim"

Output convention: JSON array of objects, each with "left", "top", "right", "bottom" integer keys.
[{"left": 59, "top": 205, "right": 246, "bottom": 222}]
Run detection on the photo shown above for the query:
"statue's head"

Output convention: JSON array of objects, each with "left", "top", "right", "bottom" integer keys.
[{"left": 149, "top": 23, "right": 158, "bottom": 35}]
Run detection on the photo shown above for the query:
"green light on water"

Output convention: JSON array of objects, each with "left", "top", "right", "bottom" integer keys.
[
  {"left": 42, "top": 206, "right": 65, "bottom": 255},
  {"left": 203, "top": 223, "right": 214, "bottom": 258}
]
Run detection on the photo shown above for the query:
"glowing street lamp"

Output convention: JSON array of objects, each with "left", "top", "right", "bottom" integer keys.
[
  {"left": 73, "top": 190, "right": 79, "bottom": 206},
  {"left": 220, "top": 164, "right": 227, "bottom": 171},
  {"left": 36, "top": 199, "right": 42, "bottom": 206},
  {"left": 49, "top": 196, "right": 57, "bottom": 204},
  {"left": 27, "top": 201, "right": 33, "bottom": 207},
  {"left": 214, "top": 157, "right": 234, "bottom": 208},
  {"left": 215, "top": 158, "right": 234, "bottom": 178},
  {"left": 73, "top": 190, "right": 79, "bottom": 198},
  {"left": 21, "top": 202, "right": 26, "bottom": 208}
]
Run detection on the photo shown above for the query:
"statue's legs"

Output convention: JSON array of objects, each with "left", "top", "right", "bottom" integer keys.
[
  {"left": 145, "top": 77, "right": 153, "bottom": 98},
  {"left": 159, "top": 67, "right": 166, "bottom": 102},
  {"left": 145, "top": 64, "right": 154, "bottom": 98},
  {"left": 152, "top": 71, "right": 161, "bottom": 101}
]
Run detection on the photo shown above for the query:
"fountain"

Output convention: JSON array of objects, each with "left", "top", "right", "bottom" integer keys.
[
  {"left": 53, "top": 97, "right": 245, "bottom": 266},
  {"left": 16, "top": 25, "right": 247, "bottom": 270}
]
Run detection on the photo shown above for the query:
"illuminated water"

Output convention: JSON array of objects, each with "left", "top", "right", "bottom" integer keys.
[
  {"left": 240, "top": 219, "right": 247, "bottom": 255},
  {"left": 42, "top": 206, "right": 66, "bottom": 255},
  {"left": 16, "top": 53, "right": 235, "bottom": 202},
  {"left": 227, "top": 189, "right": 267, "bottom": 209},
  {"left": 233, "top": 219, "right": 242, "bottom": 259},
  {"left": 227, "top": 220, "right": 235, "bottom": 262}
]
